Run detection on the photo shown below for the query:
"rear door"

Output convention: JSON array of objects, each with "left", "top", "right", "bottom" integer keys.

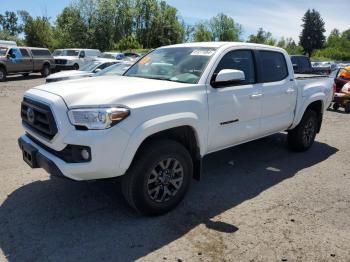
[
  {"left": 19, "top": 48, "right": 33, "bottom": 71},
  {"left": 207, "top": 49, "right": 262, "bottom": 152},
  {"left": 258, "top": 50, "right": 297, "bottom": 135}
]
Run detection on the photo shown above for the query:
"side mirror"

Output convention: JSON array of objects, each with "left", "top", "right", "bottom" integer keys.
[
  {"left": 293, "top": 64, "right": 299, "bottom": 71},
  {"left": 79, "top": 53, "right": 85, "bottom": 58},
  {"left": 7, "top": 53, "right": 15, "bottom": 59},
  {"left": 212, "top": 69, "right": 245, "bottom": 88},
  {"left": 94, "top": 68, "right": 101, "bottom": 73}
]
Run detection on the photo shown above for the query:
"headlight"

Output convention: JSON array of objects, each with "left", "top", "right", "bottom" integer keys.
[{"left": 68, "top": 107, "right": 130, "bottom": 130}]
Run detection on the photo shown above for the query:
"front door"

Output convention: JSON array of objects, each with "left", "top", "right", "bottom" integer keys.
[{"left": 207, "top": 50, "right": 262, "bottom": 152}]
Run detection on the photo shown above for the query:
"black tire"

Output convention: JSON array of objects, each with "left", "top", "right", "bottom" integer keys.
[
  {"left": 332, "top": 103, "right": 340, "bottom": 111},
  {"left": 0, "top": 67, "right": 6, "bottom": 82},
  {"left": 122, "top": 139, "right": 193, "bottom": 216},
  {"left": 41, "top": 64, "right": 50, "bottom": 77},
  {"left": 288, "top": 110, "right": 318, "bottom": 152},
  {"left": 22, "top": 73, "right": 29, "bottom": 77},
  {"left": 345, "top": 102, "right": 350, "bottom": 113},
  {"left": 73, "top": 64, "right": 79, "bottom": 70}
]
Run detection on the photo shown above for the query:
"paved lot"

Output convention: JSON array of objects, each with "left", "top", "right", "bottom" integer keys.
[{"left": 0, "top": 76, "right": 349, "bottom": 262}]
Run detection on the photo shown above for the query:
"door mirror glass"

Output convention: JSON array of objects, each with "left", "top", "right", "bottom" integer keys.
[{"left": 212, "top": 69, "right": 245, "bottom": 87}]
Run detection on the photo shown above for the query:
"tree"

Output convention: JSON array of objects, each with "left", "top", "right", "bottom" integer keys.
[
  {"left": 21, "top": 13, "right": 53, "bottom": 48},
  {"left": 0, "top": 11, "right": 22, "bottom": 36},
  {"left": 299, "top": 9, "right": 326, "bottom": 57},
  {"left": 115, "top": 36, "right": 142, "bottom": 51},
  {"left": 209, "top": 13, "right": 241, "bottom": 41},
  {"left": 54, "top": 6, "right": 89, "bottom": 48},
  {"left": 193, "top": 22, "right": 212, "bottom": 42},
  {"left": 248, "top": 28, "right": 276, "bottom": 45}
]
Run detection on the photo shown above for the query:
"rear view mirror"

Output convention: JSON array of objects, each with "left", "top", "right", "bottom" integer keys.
[{"left": 212, "top": 69, "right": 245, "bottom": 88}]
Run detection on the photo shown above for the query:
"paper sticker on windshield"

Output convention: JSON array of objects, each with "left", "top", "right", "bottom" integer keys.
[{"left": 190, "top": 50, "right": 215, "bottom": 56}]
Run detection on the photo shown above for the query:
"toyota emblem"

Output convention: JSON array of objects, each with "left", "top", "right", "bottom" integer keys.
[{"left": 27, "top": 107, "right": 35, "bottom": 123}]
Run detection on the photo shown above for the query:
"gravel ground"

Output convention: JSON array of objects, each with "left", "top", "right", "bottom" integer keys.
[{"left": 0, "top": 76, "right": 349, "bottom": 262}]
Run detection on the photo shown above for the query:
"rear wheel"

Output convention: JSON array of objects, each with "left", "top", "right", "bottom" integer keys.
[
  {"left": 41, "top": 64, "right": 50, "bottom": 77},
  {"left": 122, "top": 139, "right": 193, "bottom": 216},
  {"left": 288, "top": 110, "right": 318, "bottom": 152},
  {"left": 0, "top": 67, "right": 6, "bottom": 81}
]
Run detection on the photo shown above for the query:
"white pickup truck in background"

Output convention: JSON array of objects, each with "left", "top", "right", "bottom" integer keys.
[{"left": 18, "top": 42, "right": 333, "bottom": 215}]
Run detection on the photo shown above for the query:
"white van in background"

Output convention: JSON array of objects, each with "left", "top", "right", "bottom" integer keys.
[
  {"left": 53, "top": 49, "right": 101, "bottom": 71},
  {"left": 0, "top": 40, "right": 17, "bottom": 47}
]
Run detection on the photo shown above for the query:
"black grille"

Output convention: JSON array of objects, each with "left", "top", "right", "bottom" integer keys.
[
  {"left": 21, "top": 98, "right": 58, "bottom": 140},
  {"left": 55, "top": 59, "right": 67, "bottom": 65}
]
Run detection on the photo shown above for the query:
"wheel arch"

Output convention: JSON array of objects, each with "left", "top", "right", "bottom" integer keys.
[
  {"left": 0, "top": 63, "right": 7, "bottom": 72},
  {"left": 292, "top": 99, "right": 324, "bottom": 133},
  {"left": 120, "top": 114, "right": 205, "bottom": 180}
]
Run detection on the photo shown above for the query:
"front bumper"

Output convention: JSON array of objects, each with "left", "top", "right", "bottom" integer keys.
[
  {"left": 18, "top": 137, "right": 66, "bottom": 178},
  {"left": 18, "top": 126, "right": 130, "bottom": 181},
  {"left": 55, "top": 65, "right": 76, "bottom": 71}
]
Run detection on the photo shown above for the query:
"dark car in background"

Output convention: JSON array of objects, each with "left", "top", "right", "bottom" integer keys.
[
  {"left": 0, "top": 46, "right": 55, "bottom": 81},
  {"left": 291, "top": 55, "right": 315, "bottom": 74}
]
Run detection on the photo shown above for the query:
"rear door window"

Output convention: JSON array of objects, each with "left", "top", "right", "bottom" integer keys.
[
  {"left": 20, "top": 49, "right": 30, "bottom": 57},
  {"left": 259, "top": 51, "right": 288, "bottom": 82},
  {"left": 214, "top": 50, "right": 256, "bottom": 85}
]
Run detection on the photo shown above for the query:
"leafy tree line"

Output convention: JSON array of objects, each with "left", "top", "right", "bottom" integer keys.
[{"left": 0, "top": 2, "right": 349, "bottom": 60}]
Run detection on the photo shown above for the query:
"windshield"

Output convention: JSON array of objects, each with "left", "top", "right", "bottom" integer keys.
[
  {"left": 52, "top": 50, "right": 62, "bottom": 56},
  {"left": 99, "top": 53, "right": 115, "bottom": 59},
  {"left": 55, "top": 50, "right": 80, "bottom": 57},
  {"left": 124, "top": 47, "right": 217, "bottom": 84},
  {"left": 96, "top": 62, "right": 132, "bottom": 76},
  {"left": 80, "top": 61, "right": 100, "bottom": 72},
  {"left": 0, "top": 47, "right": 8, "bottom": 56}
]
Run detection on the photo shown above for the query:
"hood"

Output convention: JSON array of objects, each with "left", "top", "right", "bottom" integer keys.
[
  {"left": 33, "top": 76, "right": 189, "bottom": 108},
  {"left": 54, "top": 56, "right": 78, "bottom": 60},
  {"left": 47, "top": 70, "right": 90, "bottom": 80}
]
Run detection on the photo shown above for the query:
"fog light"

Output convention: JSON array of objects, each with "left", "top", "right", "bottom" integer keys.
[{"left": 81, "top": 149, "right": 90, "bottom": 160}]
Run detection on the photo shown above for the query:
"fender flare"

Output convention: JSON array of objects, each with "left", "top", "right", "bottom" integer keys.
[
  {"left": 119, "top": 112, "right": 205, "bottom": 171},
  {"left": 290, "top": 93, "right": 325, "bottom": 130}
]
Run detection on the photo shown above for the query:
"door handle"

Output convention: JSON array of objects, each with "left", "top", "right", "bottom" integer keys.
[
  {"left": 250, "top": 93, "right": 263, "bottom": 99},
  {"left": 286, "top": 88, "right": 295, "bottom": 94}
]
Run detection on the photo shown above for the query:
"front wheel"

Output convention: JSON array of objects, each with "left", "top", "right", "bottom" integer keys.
[
  {"left": 0, "top": 67, "right": 6, "bottom": 81},
  {"left": 332, "top": 103, "right": 340, "bottom": 111},
  {"left": 288, "top": 110, "right": 318, "bottom": 152},
  {"left": 122, "top": 139, "right": 193, "bottom": 216},
  {"left": 73, "top": 64, "right": 79, "bottom": 70}
]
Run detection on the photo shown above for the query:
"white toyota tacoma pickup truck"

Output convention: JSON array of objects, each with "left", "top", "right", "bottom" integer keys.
[{"left": 18, "top": 42, "right": 333, "bottom": 215}]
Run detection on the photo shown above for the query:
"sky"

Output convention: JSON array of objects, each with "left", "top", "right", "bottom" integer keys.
[{"left": 0, "top": 0, "right": 349, "bottom": 41}]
